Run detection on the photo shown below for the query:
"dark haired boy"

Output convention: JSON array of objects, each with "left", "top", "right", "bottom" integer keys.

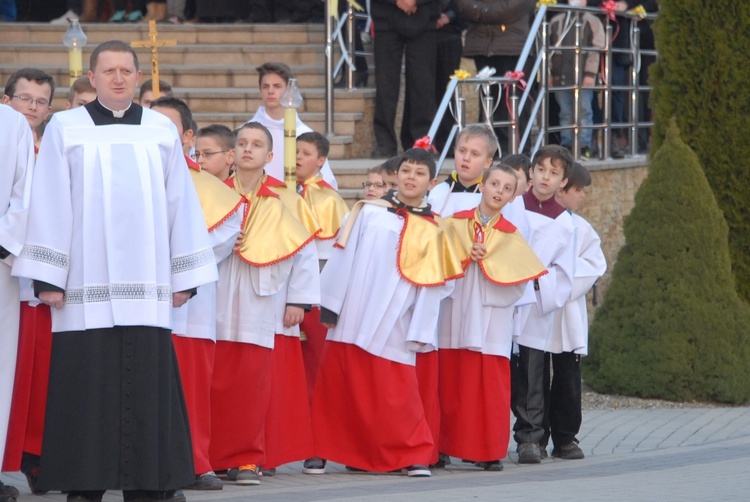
[
  {"left": 247, "top": 62, "right": 337, "bottom": 188},
  {"left": 195, "top": 125, "right": 236, "bottom": 181},
  {"left": 502, "top": 153, "right": 532, "bottom": 196},
  {"left": 138, "top": 78, "right": 173, "bottom": 109},
  {"left": 151, "top": 97, "right": 244, "bottom": 491},
  {"left": 502, "top": 145, "right": 577, "bottom": 465},
  {"left": 2, "top": 68, "right": 55, "bottom": 144},
  {"left": 311, "top": 148, "right": 463, "bottom": 478},
  {"left": 546, "top": 162, "right": 606, "bottom": 460}
]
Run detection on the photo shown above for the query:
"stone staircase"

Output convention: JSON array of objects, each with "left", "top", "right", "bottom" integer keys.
[{"left": 0, "top": 21, "right": 376, "bottom": 164}]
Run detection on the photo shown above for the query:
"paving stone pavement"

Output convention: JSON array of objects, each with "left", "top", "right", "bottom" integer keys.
[{"left": 4, "top": 407, "right": 749, "bottom": 502}]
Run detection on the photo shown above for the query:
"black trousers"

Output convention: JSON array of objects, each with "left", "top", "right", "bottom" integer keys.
[
  {"left": 511, "top": 345, "right": 582, "bottom": 448},
  {"left": 373, "top": 28, "right": 437, "bottom": 153}
]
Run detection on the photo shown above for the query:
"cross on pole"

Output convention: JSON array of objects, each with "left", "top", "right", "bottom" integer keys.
[{"left": 130, "top": 20, "right": 177, "bottom": 100}]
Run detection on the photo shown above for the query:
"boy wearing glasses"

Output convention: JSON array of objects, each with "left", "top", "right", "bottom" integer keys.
[
  {"left": 1, "top": 67, "right": 55, "bottom": 495},
  {"left": 195, "top": 125, "right": 236, "bottom": 181},
  {"left": 2, "top": 68, "right": 55, "bottom": 145},
  {"left": 363, "top": 166, "right": 389, "bottom": 200},
  {"left": 151, "top": 97, "right": 244, "bottom": 491}
]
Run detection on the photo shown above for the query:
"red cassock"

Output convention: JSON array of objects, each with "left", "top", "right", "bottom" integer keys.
[
  {"left": 263, "top": 334, "right": 314, "bottom": 469},
  {"left": 209, "top": 341, "right": 272, "bottom": 469},
  {"left": 415, "top": 351, "right": 440, "bottom": 466},
  {"left": 171, "top": 335, "right": 215, "bottom": 474},
  {"left": 438, "top": 348, "right": 511, "bottom": 462},
  {"left": 3, "top": 303, "right": 52, "bottom": 471},
  {"left": 299, "top": 307, "right": 328, "bottom": 406},
  {"left": 311, "top": 341, "right": 434, "bottom": 472}
]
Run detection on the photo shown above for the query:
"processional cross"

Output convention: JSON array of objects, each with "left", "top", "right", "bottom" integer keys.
[{"left": 131, "top": 21, "right": 177, "bottom": 99}]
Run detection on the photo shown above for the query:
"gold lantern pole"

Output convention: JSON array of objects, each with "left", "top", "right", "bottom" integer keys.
[{"left": 280, "top": 78, "right": 304, "bottom": 185}]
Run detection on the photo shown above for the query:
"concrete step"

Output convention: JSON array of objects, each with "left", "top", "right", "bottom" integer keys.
[
  {"left": 0, "top": 43, "right": 328, "bottom": 66},
  {"left": 0, "top": 22, "right": 325, "bottom": 45},
  {"left": 0, "top": 64, "right": 372, "bottom": 91}
]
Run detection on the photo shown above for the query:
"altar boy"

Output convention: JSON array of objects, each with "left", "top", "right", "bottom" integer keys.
[
  {"left": 311, "top": 148, "right": 463, "bottom": 478},
  {"left": 439, "top": 164, "right": 546, "bottom": 471}
]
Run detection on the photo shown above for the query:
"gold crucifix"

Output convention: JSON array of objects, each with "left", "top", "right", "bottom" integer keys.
[{"left": 130, "top": 20, "right": 177, "bottom": 99}]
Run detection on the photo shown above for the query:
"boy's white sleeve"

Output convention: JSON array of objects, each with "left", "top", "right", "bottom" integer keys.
[
  {"left": 569, "top": 216, "right": 606, "bottom": 301},
  {"left": 286, "top": 240, "right": 321, "bottom": 306},
  {"left": 535, "top": 220, "right": 576, "bottom": 316},
  {"left": 208, "top": 206, "right": 243, "bottom": 265},
  {"left": 319, "top": 213, "right": 363, "bottom": 315},
  {"left": 405, "top": 285, "right": 447, "bottom": 352}
]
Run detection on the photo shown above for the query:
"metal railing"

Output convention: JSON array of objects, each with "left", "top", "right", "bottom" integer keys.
[{"left": 423, "top": 4, "right": 657, "bottom": 170}]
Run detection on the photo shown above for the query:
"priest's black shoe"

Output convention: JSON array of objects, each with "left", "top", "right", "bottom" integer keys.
[
  {"left": 66, "top": 491, "right": 105, "bottom": 502},
  {"left": 184, "top": 472, "right": 223, "bottom": 490}
]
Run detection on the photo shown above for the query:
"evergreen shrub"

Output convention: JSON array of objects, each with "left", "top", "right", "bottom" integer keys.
[
  {"left": 649, "top": 0, "right": 750, "bottom": 302},
  {"left": 584, "top": 121, "right": 750, "bottom": 404}
]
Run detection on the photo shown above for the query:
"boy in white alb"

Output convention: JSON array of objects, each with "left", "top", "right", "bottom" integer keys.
[
  {"left": 427, "top": 125, "right": 495, "bottom": 217},
  {"left": 311, "top": 148, "right": 463, "bottom": 477},
  {"left": 247, "top": 62, "right": 337, "bottom": 188},
  {"left": 503, "top": 145, "right": 576, "bottom": 465},
  {"left": 210, "top": 122, "right": 319, "bottom": 487},
  {"left": 438, "top": 165, "right": 546, "bottom": 472},
  {"left": 546, "top": 162, "right": 606, "bottom": 460}
]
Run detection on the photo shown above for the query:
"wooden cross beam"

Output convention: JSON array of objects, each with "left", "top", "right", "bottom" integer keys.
[{"left": 131, "top": 20, "right": 177, "bottom": 100}]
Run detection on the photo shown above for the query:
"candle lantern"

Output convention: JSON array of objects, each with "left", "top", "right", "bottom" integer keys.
[
  {"left": 280, "top": 78, "right": 304, "bottom": 185},
  {"left": 63, "top": 18, "right": 87, "bottom": 85}
]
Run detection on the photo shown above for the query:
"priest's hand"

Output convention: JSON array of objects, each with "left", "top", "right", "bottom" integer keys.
[
  {"left": 232, "top": 230, "right": 245, "bottom": 254},
  {"left": 284, "top": 305, "right": 305, "bottom": 328},
  {"left": 471, "top": 242, "right": 487, "bottom": 261},
  {"left": 39, "top": 291, "right": 64, "bottom": 309},
  {"left": 173, "top": 291, "right": 191, "bottom": 308}
]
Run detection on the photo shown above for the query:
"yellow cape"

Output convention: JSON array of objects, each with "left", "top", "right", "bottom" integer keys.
[
  {"left": 299, "top": 174, "right": 349, "bottom": 240},
  {"left": 337, "top": 199, "right": 464, "bottom": 287},
  {"left": 444, "top": 208, "right": 547, "bottom": 286},
  {"left": 187, "top": 160, "right": 244, "bottom": 232},
  {"left": 227, "top": 174, "right": 315, "bottom": 267}
]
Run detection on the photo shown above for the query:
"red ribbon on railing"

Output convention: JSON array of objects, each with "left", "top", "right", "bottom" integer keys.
[
  {"left": 601, "top": 0, "right": 621, "bottom": 43},
  {"left": 413, "top": 135, "right": 438, "bottom": 153},
  {"left": 502, "top": 71, "right": 530, "bottom": 148}
]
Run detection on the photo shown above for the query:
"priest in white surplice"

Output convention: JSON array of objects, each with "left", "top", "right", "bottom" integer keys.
[
  {"left": 11, "top": 41, "right": 218, "bottom": 502},
  {"left": 0, "top": 104, "right": 35, "bottom": 502}
]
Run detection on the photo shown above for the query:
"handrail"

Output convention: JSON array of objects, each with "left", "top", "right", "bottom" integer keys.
[{"left": 424, "top": 3, "right": 657, "bottom": 172}]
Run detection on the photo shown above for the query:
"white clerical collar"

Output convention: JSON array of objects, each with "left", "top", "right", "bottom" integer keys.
[{"left": 98, "top": 99, "right": 132, "bottom": 118}]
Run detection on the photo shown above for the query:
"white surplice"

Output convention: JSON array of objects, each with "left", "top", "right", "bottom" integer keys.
[
  {"left": 12, "top": 106, "right": 218, "bottom": 333},
  {"left": 438, "top": 264, "right": 527, "bottom": 358},
  {"left": 548, "top": 213, "right": 606, "bottom": 355},
  {"left": 248, "top": 107, "right": 338, "bottom": 189},
  {"left": 426, "top": 181, "right": 481, "bottom": 217},
  {"left": 272, "top": 242, "right": 321, "bottom": 337},
  {"left": 172, "top": 207, "right": 242, "bottom": 340},
  {"left": 503, "top": 198, "right": 576, "bottom": 352},
  {"left": 0, "top": 104, "right": 35, "bottom": 465},
  {"left": 320, "top": 204, "right": 452, "bottom": 365}
]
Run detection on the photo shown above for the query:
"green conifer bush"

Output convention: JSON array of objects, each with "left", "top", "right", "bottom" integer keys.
[
  {"left": 584, "top": 121, "right": 750, "bottom": 403},
  {"left": 649, "top": 0, "right": 750, "bottom": 302}
]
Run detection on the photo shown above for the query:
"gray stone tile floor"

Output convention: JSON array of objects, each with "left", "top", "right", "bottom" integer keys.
[{"left": 4, "top": 407, "right": 749, "bottom": 501}]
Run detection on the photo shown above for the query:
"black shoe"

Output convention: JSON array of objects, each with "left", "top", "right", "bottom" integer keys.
[
  {"left": 373, "top": 146, "right": 397, "bottom": 158},
  {"left": 475, "top": 460, "right": 503, "bottom": 471},
  {"left": 225, "top": 467, "right": 238, "bottom": 481},
  {"left": 517, "top": 442, "right": 542, "bottom": 464},
  {"left": 0, "top": 482, "right": 19, "bottom": 499},
  {"left": 302, "top": 457, "right": 327, "bottom": 475},
  {"left": 344, "top": 465, "right": 366, "bottom": 472},
  {"left": 401, "top": 464, "right": 431, "bottom": 477},
  {"left": 67, "top": 491, "right": 105, "bottom": 502},
  {"left": 184, "top": 472, "right": 223, "bottom": 490},
  {"left": 580, "top": 146, "right": 593, "bottom": 160},
  {"left": 552, "top": 441, "right": 585, "bottom": 460},
  {"left": 260, "top": 466, "right": 276, "bottom": 477},
  {"left": 430, "top": 452, "right": 451, "bottom": 469},
  {"left": 540, "top": 445, "right": 549, "bottom": 459},
  {"left": 21, "top": 452, "right": 48, "bottom": 495}
]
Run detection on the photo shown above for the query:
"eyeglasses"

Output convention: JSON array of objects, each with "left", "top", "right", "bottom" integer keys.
[
  {"left": 362, "top": 182, "right": 387, "bottom": 189},
  {"left": 192, "top": 150, "right": 230, "bottom": 161},
  {"left": 12, "top": 94, "right": 50, "bottom": 107}
]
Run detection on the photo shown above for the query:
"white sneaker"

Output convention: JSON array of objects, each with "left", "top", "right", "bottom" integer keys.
[{"left": 50, "top": 9, "right": 79, "bottom": 25}]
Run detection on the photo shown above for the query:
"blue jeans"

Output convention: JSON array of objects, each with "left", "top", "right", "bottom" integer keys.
[
  {"left": 555, "top": 89, "right": 594, "bottom": 149},
  {"left": 0, "top": 0, "right": 17, "bottom": 20}
]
